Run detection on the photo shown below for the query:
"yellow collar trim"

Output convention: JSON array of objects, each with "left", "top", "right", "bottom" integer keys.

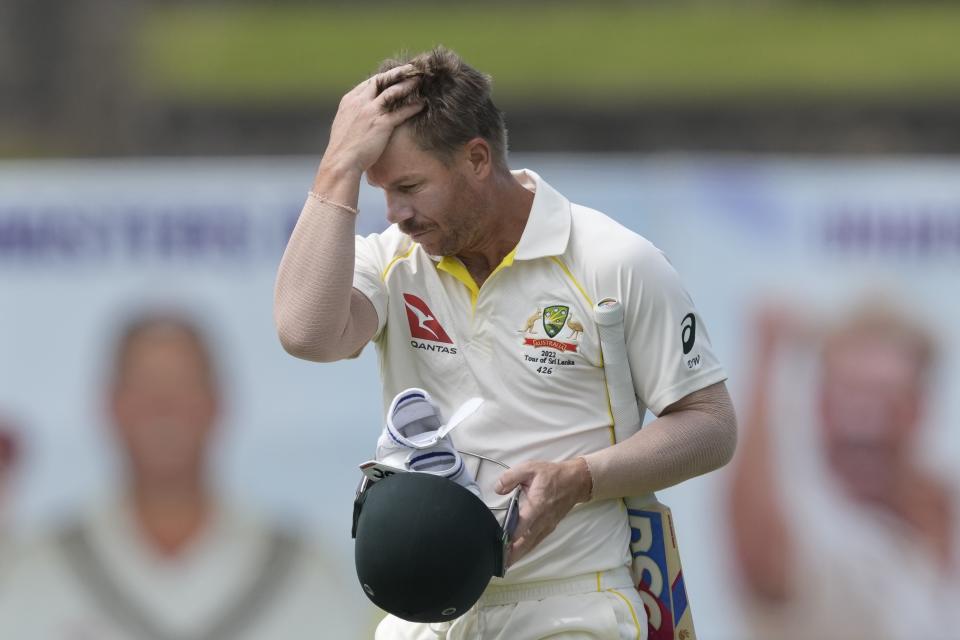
[{"left": 436, "top": 248, "right": 518, "bottom": 310}]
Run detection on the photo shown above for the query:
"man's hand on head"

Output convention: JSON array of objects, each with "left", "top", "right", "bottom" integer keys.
[
  {"left": 495, "top": 457, "right": 592, "bottom": 567},
  {"left": 318, "top": 64, "right": 424, "bottom": 182}
]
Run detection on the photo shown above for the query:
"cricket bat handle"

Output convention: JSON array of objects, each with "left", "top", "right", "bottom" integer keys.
[{"left": 594, "top": 299, "right": 697, "bottom": 640}]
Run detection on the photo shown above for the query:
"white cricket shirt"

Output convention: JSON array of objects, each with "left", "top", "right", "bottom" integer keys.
[{"left": 354, "top": 169, "right": 727, "bottom": 584}]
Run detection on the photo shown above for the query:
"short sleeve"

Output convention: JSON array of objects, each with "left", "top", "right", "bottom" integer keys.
[
  {"left": 353, "top": 232, "right": 390, "bottom": 338},
  {"left": 623, "top": 243, "right": 727, "bottom": 415}
]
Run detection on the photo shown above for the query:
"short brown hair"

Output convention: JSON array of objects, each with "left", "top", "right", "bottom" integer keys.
[
  {"left": 376, "top": 46, "right": 508, "bottom": 168},
  {"left": 112, "top": 311, "right": 218, "bottom": 389},
  {"left": 823, "top": 300, "right": 936, "bottom": 378}
]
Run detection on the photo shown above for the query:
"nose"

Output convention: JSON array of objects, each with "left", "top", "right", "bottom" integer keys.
[{"left": 385, "top": 195, "right": 414, "bottom": 225}]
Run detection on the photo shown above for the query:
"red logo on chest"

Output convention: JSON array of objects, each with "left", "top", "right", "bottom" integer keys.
[{"left": 403, "top": 293, "right": 453, "bottom": 344}]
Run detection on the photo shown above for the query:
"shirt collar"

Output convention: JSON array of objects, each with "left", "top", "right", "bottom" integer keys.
[
  {"left": 511, "top": 168, "right": 572, "bottom": 261},
  {"left": 425, "top": 168, "right": 571, "bottom": 264}
]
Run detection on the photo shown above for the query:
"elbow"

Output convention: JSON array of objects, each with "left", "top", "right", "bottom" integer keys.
[
  {"left": 276, "top": 324, "right": 317, "bottom": 361},
  {"left": 697, "top": 402, "right": 738, "bottom": 476},
  {"left": 706, "top": 388, "right": 739, "bottom": 472},
  {"left": 715, "top": 408, "right": 739, "bottom": 470},
  {"left": 671, "top": 381, "right": 739, "bottom": 476},
  {"left": 274, "top": 312, "right": 342, "bottom": 363}
]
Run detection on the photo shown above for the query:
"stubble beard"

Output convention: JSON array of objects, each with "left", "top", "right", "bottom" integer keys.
[{"left": 427, "top": 174, "right": 487, "bottom": 257}]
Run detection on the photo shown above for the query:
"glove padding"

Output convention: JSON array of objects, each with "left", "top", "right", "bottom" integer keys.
[{"left": 376, "top": 388, "right": 483, "bottom": 497}]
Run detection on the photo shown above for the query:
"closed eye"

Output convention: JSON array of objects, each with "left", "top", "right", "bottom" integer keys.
[{"left": 397, "top": 183, "right": 420, "bottom": 193}]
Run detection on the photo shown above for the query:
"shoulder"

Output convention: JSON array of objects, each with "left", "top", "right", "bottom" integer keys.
[
  {"left": 217, "top": 505, "right": 334, "bottom": 571},
  {"left": 0, "top": 517, "right": 85, "bottom": 595},
  {"left": 248, "top": 524, "right": 370, "bottom": 629},
  {"left": 358, "top": 224, "right": 412, "bottom": 256},
  {"left": 565, "top": 203, "right": 673, "bottom": 285},
  {"left": 356, "top": 225, "right": 418, "bottom": 274},
  {"left": 0, "top": 529, "right": 79, "bottom": 632},
  {"left": 1, "top": 531, "right": 60, "bottom": 569}
]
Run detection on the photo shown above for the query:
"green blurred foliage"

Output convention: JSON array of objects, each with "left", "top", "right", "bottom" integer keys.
[{"left": 138, "top": 3, "right": 960, "bottom": 105}]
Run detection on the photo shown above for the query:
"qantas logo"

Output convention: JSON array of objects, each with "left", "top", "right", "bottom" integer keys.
[{"left": 403, "top": 294, "right": 453, "bottom": 344}]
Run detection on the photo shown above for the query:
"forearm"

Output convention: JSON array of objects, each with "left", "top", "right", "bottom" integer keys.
[
  {"left": 273, "top": 175, "right": 377, "bottom": 362},
  {"left": 311, "top": 159, "right": 362, "bottom": 211},
  {"left": 583, "top": 382, "right": 737, "bottom": 501},
  {"left": 274, "top": 64, "right": 423, "bottom": 362}
]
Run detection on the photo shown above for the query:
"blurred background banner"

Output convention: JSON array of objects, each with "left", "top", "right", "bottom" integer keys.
[
  {"left": 2, "top": 0, "right": 960, "bottom": 638},
  {"left": 2, "top": 155, "right": 959, "bottom": 638}
]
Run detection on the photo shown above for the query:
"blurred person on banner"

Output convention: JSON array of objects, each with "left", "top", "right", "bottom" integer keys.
[
  {"left": 0, "top": 422, "right": 20, "bottom": 578},
  {"left": 0, "top": 311, "right": 365, "bottom": 639},
  {"left": 729, "top": 300, "right": 960, "bottom": 640}
]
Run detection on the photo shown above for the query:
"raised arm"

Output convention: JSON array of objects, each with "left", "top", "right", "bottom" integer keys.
[
  {"left": 274, "top": 65, "right": 423, "bottom": 362},
  {"left": 728, "top": 306, "right": 796, "bottom": 602}
]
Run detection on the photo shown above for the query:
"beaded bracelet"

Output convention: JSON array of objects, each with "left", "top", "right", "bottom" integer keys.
[{"left": 307, "top": 191, "right": 359, "bottom": 215}]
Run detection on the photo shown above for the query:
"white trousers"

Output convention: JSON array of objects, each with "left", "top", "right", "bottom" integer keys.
[{"left": 375, "top": 566, "right": 647, "bottom": 640}]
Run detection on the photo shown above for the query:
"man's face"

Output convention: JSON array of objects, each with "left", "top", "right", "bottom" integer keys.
[
  {"left": 818, "top": 336, "right": 925, "bottom": 500},
  {"left": 367, "top": 126, "right": 486, "bottom": 257},
  {"left": 109, "top": 327, "right": 219, "bottom": 488}
]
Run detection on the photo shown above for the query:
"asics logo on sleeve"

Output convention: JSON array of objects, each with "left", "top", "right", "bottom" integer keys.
[
  {"left": 403, "top": 293, "right": 453, "bottom": 344},
  {"left": 681, "top": 313, "right": 696, "bottom": 355}
]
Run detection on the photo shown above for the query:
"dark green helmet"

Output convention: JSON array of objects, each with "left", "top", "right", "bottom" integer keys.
[{"left": 352, "top": 472, "right": 507, "bottom": 623}]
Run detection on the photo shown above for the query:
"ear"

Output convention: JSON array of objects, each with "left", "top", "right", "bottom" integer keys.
[{"left": 462, "top": 137, "right": 493, "bottom": 180}]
